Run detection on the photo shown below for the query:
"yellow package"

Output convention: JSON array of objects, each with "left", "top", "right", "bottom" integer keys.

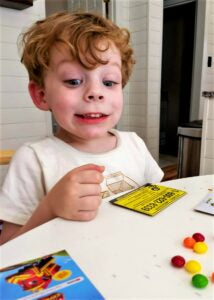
[{"left": 110, "top": 184, "right": 187, "bottom": 216}]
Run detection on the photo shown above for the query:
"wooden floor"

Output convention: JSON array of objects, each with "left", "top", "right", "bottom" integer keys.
[{"left": 162, "top": 164, "right": 178, "bottom": 181}]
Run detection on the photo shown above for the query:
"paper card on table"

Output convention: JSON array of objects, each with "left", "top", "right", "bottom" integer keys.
[
  {"left": 0, "top": 249, "right": 104, "bottom": 300},
  {"left": 194, "top": 192, "right": 214, "bottom": 215},
  {"left": 110, "top": 184, "right": 187, "bottom": 216}
]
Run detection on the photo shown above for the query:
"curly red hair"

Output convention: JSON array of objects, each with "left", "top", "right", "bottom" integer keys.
[{"left": 19, "top": 12, "right": 135, "bottom": 87}]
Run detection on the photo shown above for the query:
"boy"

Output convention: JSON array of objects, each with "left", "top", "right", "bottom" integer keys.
[{"left": 0, "top": 12, "right": 163, "bottom": 245}]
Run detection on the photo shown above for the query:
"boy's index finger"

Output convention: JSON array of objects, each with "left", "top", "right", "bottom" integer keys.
[
  {"left": 77, "top": 169, "right": 104, "bottom": 184},
  {"left": 77, "top": 163, "right": 105, "bottom": 173},
  {"left": 67, "top": 164, "right": 105, "bottom": 184}
]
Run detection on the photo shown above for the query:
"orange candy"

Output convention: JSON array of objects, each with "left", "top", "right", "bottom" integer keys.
[
  {"left": 211, "top": 272, "right": 214, "bottom": 283},
  {"left": 183, "top": 237, "right": 196, "bottom": 248}
]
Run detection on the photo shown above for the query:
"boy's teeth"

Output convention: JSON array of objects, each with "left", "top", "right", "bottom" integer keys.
[
  {"left": 76, "top": 113, "right": 107, "bottom": 119},
  {"left": 84, "top": 113, "right": 102, "bottom": 118}
]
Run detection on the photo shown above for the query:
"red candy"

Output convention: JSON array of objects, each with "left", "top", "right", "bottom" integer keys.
[
  {"left": 192, "top": 232, "right": 205, "bottom": 242},
  {"left": 171, "top": 255, "right": 186, "bottom": 268}
]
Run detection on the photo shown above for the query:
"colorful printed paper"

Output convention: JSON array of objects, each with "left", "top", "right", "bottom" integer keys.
[
  {"left": 0, "top": 250, "right": 104, "bottom": 300},
  {"left": 195, "top": 192, "right": 214, "bottom": 215}
]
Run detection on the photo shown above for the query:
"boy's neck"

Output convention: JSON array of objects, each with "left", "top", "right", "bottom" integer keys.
[{"left": 55, "top": 129, "right": 117, "bottom": 154}]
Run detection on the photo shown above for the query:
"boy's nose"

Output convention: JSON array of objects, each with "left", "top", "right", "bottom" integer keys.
[
  {"left": 86, "top": 94, "right": 104, "bottom": 101},
  {"left": 84, "top": 84, "right": 104, "bottom": 102}
]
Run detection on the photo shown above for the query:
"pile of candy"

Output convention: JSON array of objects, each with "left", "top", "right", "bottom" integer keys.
[{"left": 171, "top": 232, "right": 213, "bottom": 288}]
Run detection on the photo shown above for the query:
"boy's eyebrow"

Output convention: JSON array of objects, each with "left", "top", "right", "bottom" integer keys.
[
  {"left": 54, "top": 59, "right": 121, "bottom": 70},
  {"left": 108, "top": 62, "right": 121, "bottom": 69},
  {"left": 55, "top": 59, "right": 73, "bottom": 68}
]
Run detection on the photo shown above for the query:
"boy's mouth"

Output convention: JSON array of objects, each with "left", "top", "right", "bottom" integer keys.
[{"left": 75, "top": 113, "right": 108, "bottom": 119}]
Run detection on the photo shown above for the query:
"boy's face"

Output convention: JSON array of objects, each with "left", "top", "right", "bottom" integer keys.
[{"left": 33, "top": 42, "right": 123, "bottom": 143}]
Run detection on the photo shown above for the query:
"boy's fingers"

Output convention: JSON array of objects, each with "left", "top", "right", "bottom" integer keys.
[
  {"left": 75, "top": 164, "right": 105, "bottom": 173},
  {"left": 74, "top": 210, "right": 98, "bottom": 221},
  {"left": 78, "top": 183, "right": 102, "bottom": 197},
  {"left": 69, "top": 169, "right": 104, "bottom": 184},
  {"left": 78, "top": 195, "right": 101, "bottom": 210}
]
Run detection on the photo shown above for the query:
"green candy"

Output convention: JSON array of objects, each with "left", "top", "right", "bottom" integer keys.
[{"left": 192, "top": 274, "right": 209, "bottom": 288}]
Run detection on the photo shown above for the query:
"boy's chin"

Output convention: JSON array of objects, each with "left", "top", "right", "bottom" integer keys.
[
  {"left": 83, "top": 131, "right": 109, "bottom": 139},
  {"left": 80, "top": 127, "right": 113, "bottom": 139}
]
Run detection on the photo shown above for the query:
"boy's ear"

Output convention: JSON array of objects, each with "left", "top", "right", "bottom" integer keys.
[{"left": 28, "top": 81, "right": 50, "bottom": 111}]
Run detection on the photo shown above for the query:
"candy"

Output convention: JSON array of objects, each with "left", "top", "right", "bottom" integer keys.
[
  {"left": 183, "top": 237, "right": 196, "bottom": 248},
  {"left": 192, "top": 232, "right": 205, "bottom": 242},
  {"left": 185, "top": 260, "right": 201, "bottom": 273},
  {"left": 171, "top": 233, "right": 210, "bottom": 289},
  {"left": 192, "top": 274, "right": 209, "bottom": 288},
  {"left": 193, "top": 242, "right": 208, "bottom": 254},
  {"left": 171, "top": 255, "right": 185, "bottom": 268}
]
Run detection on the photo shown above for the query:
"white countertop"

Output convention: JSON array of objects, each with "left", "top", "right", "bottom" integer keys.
[{"left": 1, "top": 175, "right": 214, "bottom": 299}]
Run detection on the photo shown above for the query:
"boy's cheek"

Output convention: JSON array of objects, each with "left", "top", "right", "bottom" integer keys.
[
  {"left": 113, "top": 98, "right": 123, "bottom": 112},
  {"left": 51, "top": 100, "right": 74, "bottom": 112}
]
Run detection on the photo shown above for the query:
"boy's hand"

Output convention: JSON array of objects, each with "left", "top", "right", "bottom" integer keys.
[{"left": 44, "top": 164, "right": 105, "bottom": 221}]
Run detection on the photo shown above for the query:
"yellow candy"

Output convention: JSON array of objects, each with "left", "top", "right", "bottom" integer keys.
[
  {"left": 193, "top": 242, "right": 208, "bottom": 254},
  {"left": 185, "top": 260, "right": 201, "bottom": 273}
]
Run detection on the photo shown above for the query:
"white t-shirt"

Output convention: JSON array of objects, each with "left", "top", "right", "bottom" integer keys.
[{"left": 0, "top": 130, "right": 164, "bottom": 225}]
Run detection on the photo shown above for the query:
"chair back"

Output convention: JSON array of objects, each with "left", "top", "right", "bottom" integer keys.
[{"left": 0, "top": 150, "right": 15, "bottom": 165}]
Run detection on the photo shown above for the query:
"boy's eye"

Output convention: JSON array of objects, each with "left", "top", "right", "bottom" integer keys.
[
  {"left": 64, "top": 79, "right": 82, "bottom": 86},
  {"left": 103, "top": 80, "right": 117, "bottom": 87}
]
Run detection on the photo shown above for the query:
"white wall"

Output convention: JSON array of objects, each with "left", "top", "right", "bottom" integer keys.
[
  {"left": 200, "top": 0, "right": 214, "bottom": 175},
  {"left": 0, "top": 0, "right": 52, "bottom": 184},
  {"left": 116, "top": 0, "right": 214, "bottom": 171},
  {"left": 116, "top": 0, "right": 163, "bottom": 161}
]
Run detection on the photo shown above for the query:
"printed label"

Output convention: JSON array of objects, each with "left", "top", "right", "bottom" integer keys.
[{"left": 110, "top": 184, "right": 187, "bottom": 216}]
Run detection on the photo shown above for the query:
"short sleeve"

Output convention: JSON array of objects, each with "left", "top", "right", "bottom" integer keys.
[
  {"left": 0, "top": 145, "right": 45, "bottom": 225},
  {"left": 131, "top": 133, "right": 164, "bottom": 183},
  {"left": 143, "top": 149, "right": 164, "bottom": 183}
]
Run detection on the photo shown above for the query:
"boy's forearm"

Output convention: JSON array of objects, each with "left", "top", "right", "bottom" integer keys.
[
  {"left": 17, "top": 197, "right": 55, "bottom": 234},
  {"left": 1, "top": 197, "right": 55, "bottom": 244}
]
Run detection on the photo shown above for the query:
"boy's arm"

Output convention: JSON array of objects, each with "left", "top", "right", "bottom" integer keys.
[
  {"left": 0, "top": 222, "right": 21, "bottom": 245},
  {"left": 0, "top": 164, "right": 105, "bottom": 245},
  {"left": 0, "top": 198, "right": 54, "bottom": 245}
]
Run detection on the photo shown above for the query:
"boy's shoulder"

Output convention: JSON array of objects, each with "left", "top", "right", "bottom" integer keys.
[
  {"left": 27, "top": 136, "right": 65, "bottom": 155},
  {"left": 28, "top": 136, "right": 55, "bottom": 147},
  {"left": 14, "top": 136, "right": 59, "bottom": 160},
  {"left": 17, "top": 136, "right": 54, "bottom": 151}
]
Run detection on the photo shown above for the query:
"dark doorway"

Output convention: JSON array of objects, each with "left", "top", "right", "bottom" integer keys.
[{"left": 159, "top": 1, "right": 196, "bottom": 157}]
